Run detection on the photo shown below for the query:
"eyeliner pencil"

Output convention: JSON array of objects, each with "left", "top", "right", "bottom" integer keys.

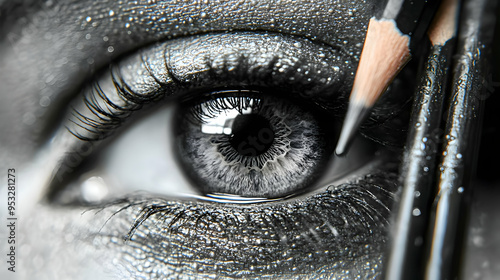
[
  {"left": 424, "top": 0, "right": 496, "bottom": 278},
  {"left": 383, "top": 0, "right": 459, "bottom": 279},
  {"left": 335, "top": 0, "right": 441, "bottom": 155}
]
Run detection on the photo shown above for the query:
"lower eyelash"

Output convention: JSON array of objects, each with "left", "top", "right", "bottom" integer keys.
[
  {"left": 94, "top": 167, "right": 398, "bottom": 245},
  {"left": 69, "top": 155, "right": 399, "bottom": 278}
]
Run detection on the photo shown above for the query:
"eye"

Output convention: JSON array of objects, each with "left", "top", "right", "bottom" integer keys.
[
  {"left": 50, "top": 31, "right": 365, "bottom": 203},
  {"left": 46, "top": 31, "right": 404, "bottom": 278}
]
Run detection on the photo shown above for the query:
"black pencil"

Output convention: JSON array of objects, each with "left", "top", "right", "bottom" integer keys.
[
  {"left": 335, "top": 0, "right": 441, "bottom": 155},
  {"left": 383, "top": 0, "right": 459, "bottom": 279},
  {"left": 425, "top": 0, "right": 495, "bottom": 278}
]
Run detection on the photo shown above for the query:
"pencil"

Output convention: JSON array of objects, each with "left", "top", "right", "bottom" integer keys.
[
  {"left": 425, "top": 0, "right": 495, "bottom": 277},
  {"left": 383, "top": 0, "right": 459, "bottom": 279},
  {"left": 335, "top": 0, "right": 441, "bottom": 155}
]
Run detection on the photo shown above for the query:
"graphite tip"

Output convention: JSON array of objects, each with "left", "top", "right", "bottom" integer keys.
[{"left": 335, "top": 102, "right": 370, "bottom": 156}]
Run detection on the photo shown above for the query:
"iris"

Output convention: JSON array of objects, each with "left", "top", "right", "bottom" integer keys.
[{"left": 175, "top": 92, "right": 336, "bottom": 198}]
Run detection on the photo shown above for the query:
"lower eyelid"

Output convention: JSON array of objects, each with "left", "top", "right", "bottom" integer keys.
[{"left": 85, "top": 164, "right": 398, "bottom": 278}]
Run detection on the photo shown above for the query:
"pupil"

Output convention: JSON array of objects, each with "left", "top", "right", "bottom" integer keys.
[{"left": 230, "top": 114, "right": 275, "bottom": 156}]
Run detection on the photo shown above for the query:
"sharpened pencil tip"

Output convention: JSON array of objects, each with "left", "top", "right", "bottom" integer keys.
[{"left": 335, "top": 102, "right": 370, "bottom": 156}]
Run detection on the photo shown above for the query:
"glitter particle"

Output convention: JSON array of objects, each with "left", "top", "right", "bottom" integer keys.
[{"left": 412, "top": 208, "right": 421, "bottom": 216}]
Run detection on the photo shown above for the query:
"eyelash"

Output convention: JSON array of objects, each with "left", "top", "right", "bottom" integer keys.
[
  {"left": 68, "top": 66, "right": 163, "bottom": 142},
  {"left": 90, "top": 167, "right": 399, "bottom": 243},
  {"left": 187, "top": 92, "right": 264, "bottom": 123}
]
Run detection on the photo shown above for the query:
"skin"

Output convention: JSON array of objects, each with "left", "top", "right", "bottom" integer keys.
[{"left": 0, "top": 0, "right": 497, "bottom": 279}]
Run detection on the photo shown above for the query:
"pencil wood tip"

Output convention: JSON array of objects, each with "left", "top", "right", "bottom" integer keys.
[
  {"left": 350, "top": 18, "right": 411, "bottom": 107},
  {"left": 336, "top": 17, "right": 412, "bottom": 156},
  {"left": 428, "top": 0, "right": 459, "bottom": 46}
]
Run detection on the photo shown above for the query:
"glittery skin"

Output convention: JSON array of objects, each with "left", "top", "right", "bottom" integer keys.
[{"left": 0, "top": 1, "right": 408, "bottom": 279}]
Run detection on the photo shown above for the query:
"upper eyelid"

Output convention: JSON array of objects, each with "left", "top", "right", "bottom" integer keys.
[
  {"left": 64, "top": 31, "right": 351, "bottom": 143},
  {"left": 131, "top": 31, "right": 349, "bottom": 94}
]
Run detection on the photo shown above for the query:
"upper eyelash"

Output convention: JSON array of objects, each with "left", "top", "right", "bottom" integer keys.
[
  {"left": 187, "top": 93, "right": 264, "bottom": 124},
  {"left": 66, "top": 57, "right": 287, "bottom": 142},
  {"left": 67, "top": 65, "right": 165, "bottom": 141},
  {"left": 65, "top": 32, "right": 352, "bottom": 143}
]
